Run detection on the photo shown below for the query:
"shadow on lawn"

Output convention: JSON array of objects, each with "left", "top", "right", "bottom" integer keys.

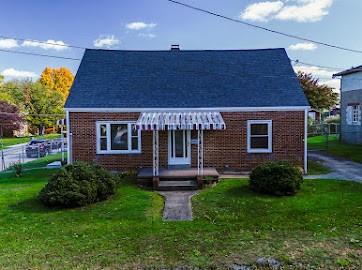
[
  {"left": 224, "top": 183, "right": 274, "bottom": 199},
  {"left": 9, "top": 197, "right": 60, "bottom": 214}
]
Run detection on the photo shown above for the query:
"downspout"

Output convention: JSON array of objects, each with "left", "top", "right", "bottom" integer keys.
[
  {"left": 66, "top": 110, "right": 72, "bottom": 164},
  {"left": 304, "top": 108, "right": 309, "bottom": 174}
]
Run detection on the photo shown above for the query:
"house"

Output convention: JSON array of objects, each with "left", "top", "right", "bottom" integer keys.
[
  {"left": 64, "top": 47, "right": 309, "bottom": 189},
  {"left": 334, "top": 66, "right": 362, "bottom": 144},
  {"left": 308, "top": 108, "right": 321, "bottom": 123}
]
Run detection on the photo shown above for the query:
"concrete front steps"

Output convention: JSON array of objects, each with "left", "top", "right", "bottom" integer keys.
[{"left": 157, "top": 179, "right": 198, "bottom": 191}]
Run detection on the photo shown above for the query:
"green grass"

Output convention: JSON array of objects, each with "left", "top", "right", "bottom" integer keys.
[
  {"left": 308, "top": 160, "right": 331, "bottom": 175},
  {"left": 4, "top": 153, "right": 64, "bottom": 177},
  {"left": 0, "top": 133, "right": 61, "bottom": 150},
  {"left": 0, "top": 170, "right": 361, "bottom": 269},
  {"left": 308, "top": 135, "right": 362, "bottom": 163}
]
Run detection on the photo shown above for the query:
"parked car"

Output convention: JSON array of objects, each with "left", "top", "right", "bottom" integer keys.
[{"left": 25, "top": 139, "right": 51, "bottom": 158}]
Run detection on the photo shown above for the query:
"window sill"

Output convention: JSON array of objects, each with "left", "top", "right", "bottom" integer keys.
[
  {"left": 247, "top": 149, "right": 272, "bottom": 154},
  {"left": 96, "top": 151, "right": 142, "bottom": 155}
]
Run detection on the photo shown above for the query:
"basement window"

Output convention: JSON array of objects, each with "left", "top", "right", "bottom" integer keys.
[
  {"left": 247, "top": 120, "right": 272, "bottom": 153},
  {"left": 96, "top": 121, "right": 141, "bottom": 154}
]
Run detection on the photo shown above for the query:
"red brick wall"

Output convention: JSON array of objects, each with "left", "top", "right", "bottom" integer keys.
[{"left": 69, "top": 111, "right": 305, "bottom": 172}]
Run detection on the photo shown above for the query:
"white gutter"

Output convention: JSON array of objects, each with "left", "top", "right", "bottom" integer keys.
[
  {"left": 66, "top": 110, "right": 72, "bottom": 164},
  {"left": 64, "top": 106, "right": 310, "bottom": 113},
  {"left": 304, "top": 108, "right": 309, "bottom": 174}
]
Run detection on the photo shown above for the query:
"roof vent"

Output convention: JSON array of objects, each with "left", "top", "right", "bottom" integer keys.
[{"left": 171, "top": 44, "right": 180, "bottom": 51}]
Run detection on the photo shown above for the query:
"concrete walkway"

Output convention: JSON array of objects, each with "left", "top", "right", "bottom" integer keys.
[
  {"left": 306, "top": 151, "right": 362, "bottom": 183},
  {"left": 158, "top": 191, "right": 198, "bottom": 221}
]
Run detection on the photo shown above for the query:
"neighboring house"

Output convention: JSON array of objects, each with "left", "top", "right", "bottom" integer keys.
[
  {"left": 334, "top": 66, "right": 362, "bottom": 144},
  {"left": 13, "top": 122, "right": 28, "bottom": 137},
  {"left": 64, "top": 47, "right": 309, "bottom": 188},
  {"left": 308, "top": 108, "right": 321, "bottom": 123}
]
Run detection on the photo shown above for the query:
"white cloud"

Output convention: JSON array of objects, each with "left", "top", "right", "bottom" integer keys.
[
  {"left": 93, "top": 35, "right": 120, "bottom": 48},
  {"left": 240, "top": 0, "right": 333, "bottom": 23},
  {"left": 240, "top": 1, "right": 284, "bottom": 22},
  {"left": 293, "top": 64, "right": 340, "bottom": 90},
  {"left": 288, "top": 42, "right": 317, "bottom": 51},
  {"left": 320, "top": 79, "right": 340, "bottom": 92},
  {"left": 21, "top": 39, "right": 68, "bottom": 51},
  {"left": 0, "top": 38, "right": 19, "bottom": 49},
  {"left": 1, "top": 68, "right": 38, "bottom": 79},
  {"left": 275, "top": 0, "right": 333, "bottom": 22},
  {"left": 126, "top": 22, "right": 157, "bottom": 30},
  {"left": 293, "top": 64, "right": 336, "bottom": 78},
  {"left": 138, "top": 33, "right": 156, "bottom": 39}
]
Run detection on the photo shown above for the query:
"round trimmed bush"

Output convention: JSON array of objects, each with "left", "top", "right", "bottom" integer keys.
[
  {"left": 249, "top": 161, "right": 303, "bottom": 196},
  {"left": 39, "top": 162, "right": 116, "bottom": 208}
]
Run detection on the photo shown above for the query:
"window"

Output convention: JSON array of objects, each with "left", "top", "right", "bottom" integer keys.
[
  {"left": 347, "top": 104, "right": 361, "bottom": 125},
  {"left": 96, "top": 122, "right": 141, "bottom": 154},
  {"left": 352, "top": 105, "right": 360, "bottom": 124},
  {"left": 247, "top": 120, "right": 272, "bottom": 153}
]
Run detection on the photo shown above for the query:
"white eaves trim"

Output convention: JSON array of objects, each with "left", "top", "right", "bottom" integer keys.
[{"left": 65, "top": 106, "right": 310, "bottom": 113}]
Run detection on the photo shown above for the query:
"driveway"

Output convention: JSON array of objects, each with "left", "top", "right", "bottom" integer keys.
[{"left": 306, "top": 151, "right": 362, "bottom": 183}]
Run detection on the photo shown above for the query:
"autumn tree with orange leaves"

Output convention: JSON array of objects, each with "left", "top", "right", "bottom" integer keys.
[{"left": 40, "top": 67, "right": 74, "bottom": 101}]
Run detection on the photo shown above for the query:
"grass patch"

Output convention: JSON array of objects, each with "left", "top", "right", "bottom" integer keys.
[
  {"left": 308, "top": 160, "right": 331, "bottom": 175},
  {"left": 0, "top": 133, "right": 61, "bottom": 150},
  {"left": 308, "top": 135, "right": 362, "bottom": 163},
  {"left": 0, "top": 169, "right": 361, "bottom": 269}
]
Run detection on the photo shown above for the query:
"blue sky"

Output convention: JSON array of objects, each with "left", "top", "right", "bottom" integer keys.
[{"left": 1, "top": 0, "right": 362, "bottom": 90}]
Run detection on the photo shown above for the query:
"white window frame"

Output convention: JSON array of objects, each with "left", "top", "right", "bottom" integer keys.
[
  {"left": 247, "top": 120, "right": 272, "bottom": 153},
  {"left": 352, "top": 105, "right": 360, "bottom": 124},
  {"left": 96, "top": 121, "right": 141, "bottom": 154}
]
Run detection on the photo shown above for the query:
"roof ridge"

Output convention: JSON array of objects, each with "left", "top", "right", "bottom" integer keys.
[{"left": 85, "top": 48, "right": 286, "bottom": 53}]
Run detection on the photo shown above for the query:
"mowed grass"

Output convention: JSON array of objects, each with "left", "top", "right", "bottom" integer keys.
[
  {"left": 0, "top": 170, "right": 361, "bottom": 269},
  {"left": 308, "top": 135, "right": 362, "bottom": 163},
  {"left": 308, "top": 160, "right": 331, "bottom": 175},
  {"left": 0, "top": 133, "right": 61, "bottom": 150}
]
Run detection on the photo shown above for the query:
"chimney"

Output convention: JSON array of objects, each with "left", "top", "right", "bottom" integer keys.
[{"left": 171, "top": 44, "right": 180, "bottom": 51}]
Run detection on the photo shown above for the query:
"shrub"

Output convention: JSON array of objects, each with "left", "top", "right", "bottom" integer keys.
[
  {"left": 249, "top": 161, "right": 303, "bottom": 196},
  {"left": 38, "top": 162, "right": 116, "bottom": 208}
]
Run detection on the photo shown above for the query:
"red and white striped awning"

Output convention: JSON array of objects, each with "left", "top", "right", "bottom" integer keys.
[{"left": 135, "top": 112, "right": 226, "bottom": 131}]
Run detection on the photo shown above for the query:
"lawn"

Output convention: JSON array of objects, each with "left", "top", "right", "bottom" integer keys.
[
  {"left": 308, "top": 160, "right": 331, "bottom": 175},
  {"left": 308, "top": 135, "right": 362, "bottom": 163},
  {"left": 0, "top": 133, "right": 61, "bottom": 150},
  {"left": 0, "top": 170, "right": 361, "bottom": 269}
]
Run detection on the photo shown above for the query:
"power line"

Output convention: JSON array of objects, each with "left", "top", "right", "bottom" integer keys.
[
  {"left": 0, "top": 47, "right": 344, "bottom": 72},
  {"left": 0, "top": 35, "right": 347, "bottom": 71},
  {"left": 291, "top": 60, "right": 343, "bottom": 71},
  {"left": 165, "top": 0, "right": 362, "bottom": 54},
  {"left": 0, "top": 111, "right": 64, "bottom": 116},
  {"left": 0, "top": 35, "right": 86, "bottom": 50},
  {"left": 0, "top": 48, "right": 81, "bottom": 61}
]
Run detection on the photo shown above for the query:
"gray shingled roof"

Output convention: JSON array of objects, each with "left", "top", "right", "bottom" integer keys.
[
  {"left": 65, "top": 48, "right": 309, "bottom": 109},
  {"left": 334, "top": 65, "right": 362, "bottom": 77}
]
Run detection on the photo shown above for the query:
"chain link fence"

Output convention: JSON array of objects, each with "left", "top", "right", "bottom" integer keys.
[
  {"left": 0, "top": 137, "right": 67, "bottom": 172},
  {"left": 308, "top": 123, "right": 340, "bottom": 137}
]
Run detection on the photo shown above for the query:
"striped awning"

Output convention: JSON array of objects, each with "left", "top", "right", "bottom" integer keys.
[{"left": 135, "top": 112, "right": 226, "bottom": 131}]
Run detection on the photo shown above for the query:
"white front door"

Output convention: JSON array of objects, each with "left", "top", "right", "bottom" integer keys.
[{"left": 168, "top": 130, "right": 191, "bottom": 165}]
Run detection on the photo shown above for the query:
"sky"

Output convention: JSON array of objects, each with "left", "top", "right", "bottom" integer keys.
[{"left": 1, "top": 0, "right": 362, "bottom": 91}]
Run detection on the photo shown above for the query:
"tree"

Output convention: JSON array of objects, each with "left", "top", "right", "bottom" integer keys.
[
  {"left": 0, "top": 75, "right": 12, "bottom": 102},
  {"left": 0, "top": 100, "right": 23, "bottom": 137},
  {"left": 297, "top": 71, "right": 339, "bottom": 110},
  {"left": 23, "top": 81, "right": 64, "bottom": 134},
  {"left": 40, "top": 67, "right": 74, "bottom": 101},
  {"left": 0, "top": 80, "right": 25, "bottom": 106}
]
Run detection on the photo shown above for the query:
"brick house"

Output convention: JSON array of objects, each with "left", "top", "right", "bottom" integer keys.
[{"left": 65, "top": 47, "right": 309, "bottom": 188}]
